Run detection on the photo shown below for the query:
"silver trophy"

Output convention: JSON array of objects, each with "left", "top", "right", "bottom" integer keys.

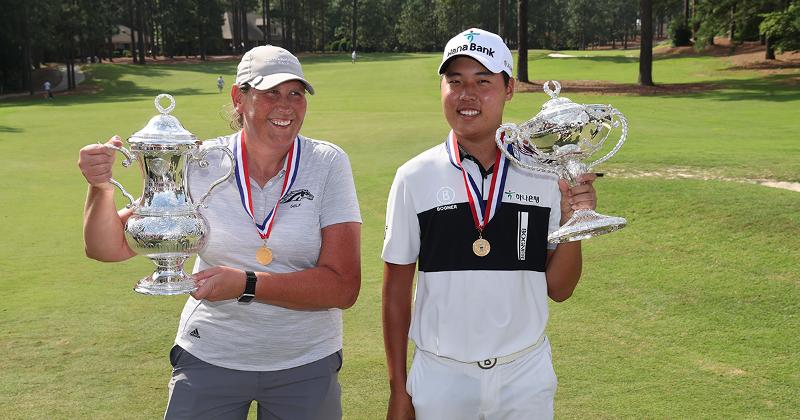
[
  {"left": 106, "top": 94, "right": 234, "bottom": 295},
  {"left": 496, "top": 81, "right": 628, "bottom": 244}
]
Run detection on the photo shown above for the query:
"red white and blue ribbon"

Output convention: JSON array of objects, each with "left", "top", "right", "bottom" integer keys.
[
  {"left": 233, "top": 130, "right": 301, "bottom": 240},
  {"left": 445, "top": 131, "right": 511, "bottom": 233}
]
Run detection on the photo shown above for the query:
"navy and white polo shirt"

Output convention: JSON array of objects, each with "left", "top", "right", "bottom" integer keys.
[{"left": 382, "top": 138, "right": 561, "bottom": 363}]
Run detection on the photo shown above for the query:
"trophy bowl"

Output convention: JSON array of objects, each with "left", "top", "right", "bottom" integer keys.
[
  {"left": 496, "top": 81, "right": 628, "bottom": 244},
  {"left": 106, "top": 94, "right": 234, "bottom": 295}
]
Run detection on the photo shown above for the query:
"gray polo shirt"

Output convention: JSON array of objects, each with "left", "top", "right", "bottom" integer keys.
[{"left": 174, "top": 133, "right": 361, "bottom": 371}]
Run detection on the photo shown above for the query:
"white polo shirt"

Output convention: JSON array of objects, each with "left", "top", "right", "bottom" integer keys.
[
  {"left": 382, "top": 139, "right": 561, "bottom": 363},
  {"left": 174, "top": 133, "right": 361, "bottom": 371}
]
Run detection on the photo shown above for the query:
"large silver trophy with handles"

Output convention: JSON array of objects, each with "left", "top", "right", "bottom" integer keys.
[
  {"left": 106, "top": 94, "right": 234, "bottom": 295},
  {"left": 496, "top": 81, "right": 628, "bottom": 244}
]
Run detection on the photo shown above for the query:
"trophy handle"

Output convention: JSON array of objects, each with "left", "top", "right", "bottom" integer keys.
[
  {"left": 192, "top": 140, "right": 235, "bottom": 208},
  {"left": 586, "top": 109, "right": 627, "bottom": 171},
  {"left": 495, "top": 123, "right": 559, "bottom": 175},
  {"left": 104, "top": 143, "right": 137, "bottom": 207}
]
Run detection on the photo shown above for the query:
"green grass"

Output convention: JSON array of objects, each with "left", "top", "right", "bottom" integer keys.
[{"left": 1, "top": 49, "right": 798, "bottom": 419}]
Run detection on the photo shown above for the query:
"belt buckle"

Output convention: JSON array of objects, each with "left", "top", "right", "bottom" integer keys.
[{"left": 477, "top": 358, "right": 497, "bottom": 369}]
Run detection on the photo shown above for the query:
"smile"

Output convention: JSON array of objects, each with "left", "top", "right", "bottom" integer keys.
[
  {"left": 458, "top": 109, "right": 480, "bottom": 116},
  {"left": 270, "top": 119, "right": 291, "bottom": 127}
]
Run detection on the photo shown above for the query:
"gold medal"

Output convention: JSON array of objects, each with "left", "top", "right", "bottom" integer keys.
[
  {"left": 256, "top": 245, "right": 273, "bottom": 265},
  {"left": 472, "top": 238, "right": 490, "bottom": 257}
]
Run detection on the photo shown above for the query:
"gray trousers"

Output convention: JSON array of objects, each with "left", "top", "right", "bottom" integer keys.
[{"left": 164, "top": 345, "right": 342, "bottom": 420}]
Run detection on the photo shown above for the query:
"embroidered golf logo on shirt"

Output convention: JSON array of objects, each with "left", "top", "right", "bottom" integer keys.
[
  {"left": 505, "top": 189, "right": 540, "bottom": 204},
  {"left": 436, "top": 186, "right": 455, "bottom": 205},
  {"left": 280, "top": 189, "right": 315, "bottom": 203},
  {"left": 189, "top": 328, "right": 200, "bottom": 339}
]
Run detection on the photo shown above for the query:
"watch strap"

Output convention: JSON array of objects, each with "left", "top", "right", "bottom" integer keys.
[{"left": 238, "top": 270, "right": 257, "bottom": 303}]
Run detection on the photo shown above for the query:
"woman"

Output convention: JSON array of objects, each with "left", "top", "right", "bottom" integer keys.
[{"left": 78, "top": 45, "right": 361, "bottom": 420}]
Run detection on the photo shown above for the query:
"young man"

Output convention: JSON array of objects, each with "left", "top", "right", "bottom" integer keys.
[{"left": 382, "top": 28, "right": 598, "bottom": 419}]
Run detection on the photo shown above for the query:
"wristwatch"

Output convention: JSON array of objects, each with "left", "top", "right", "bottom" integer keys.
[{"left": 238, "top": 270, "right": 257, "bottom": 303}]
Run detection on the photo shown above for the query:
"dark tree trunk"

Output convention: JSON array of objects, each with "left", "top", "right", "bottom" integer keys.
[
  {"left": 638, "top": 0, "right": 654, "bottom": 86},
  {"left": 286, "top": 0, "right": 293, "bottom": 51},
  {"left": 129, "top": 0, "right": 137, "bottom": 63},
  {"left": 351, "top": 0, "right": 358, "bottom": 52},
  {"left": 242, "top": 0, "right": 250, "bottom": 49},
  {"left": 280, "top": 0, "right": 286, "bottom": 47},
  {"left": 263, "top": 0, "right": 270, "bottom": 44},
  {"left": 517, "top": 0, "right": 529, "bottom": 83},
  {"left": 684, "top": 0, "right": 690, "bottom": 27},
  {"left": 136, "top": 1, "right": 146, "bottom": 64},
  {"left": 765, "top": 36, "right": 776, "bottom": 59},
  {"left": 730, "top": 4, "right": 736, "bottom": 43},
  {"left": 498, "top": 0, "right": 507, "bottom": 42},
  {"left": 22, "top": 2, "right": 33, "bottom": 95}
]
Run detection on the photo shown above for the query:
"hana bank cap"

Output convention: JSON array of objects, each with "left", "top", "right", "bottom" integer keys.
[
  {"left": 438, "top": 28, "right": 513, "bottom": 78},
  {"left": 235, "top": 45, "right": 315, "bottom": 94}
]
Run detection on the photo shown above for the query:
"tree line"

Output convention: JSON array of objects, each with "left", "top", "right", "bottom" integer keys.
[{"left": 1, "top": 0, "right": 798, "bottom": 94}]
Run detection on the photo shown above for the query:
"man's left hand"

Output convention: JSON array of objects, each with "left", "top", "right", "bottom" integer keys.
[{"left": 558, "top": 173, "right": 598, "bottom": 225}]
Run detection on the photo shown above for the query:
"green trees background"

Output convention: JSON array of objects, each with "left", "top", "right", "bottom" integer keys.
[{"left": 1, "top": 0, "right": 798, "bottom": 94}]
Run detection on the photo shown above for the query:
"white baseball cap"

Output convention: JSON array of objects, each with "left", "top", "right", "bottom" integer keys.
[
  {"left": 438, "top": 28, "right": 513, "bottom": 77},
  {"left": 235, "top": 45, "right": 315, "bottom": 95}
]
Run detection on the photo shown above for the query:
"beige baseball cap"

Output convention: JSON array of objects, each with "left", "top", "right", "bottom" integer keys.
[
  {"left": 438, "top": 28, "right": 513, "bottom": 77},
  {"left": 235, "top": 45, "right": 315, "bottom": 95}
]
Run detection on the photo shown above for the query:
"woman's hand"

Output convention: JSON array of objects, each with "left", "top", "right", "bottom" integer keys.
[
  {"left": 78, "top": 136, "right": 122, "bottom": 189},
  {"left": 192, "top": 266, "right": 248, "bottom": 302}
]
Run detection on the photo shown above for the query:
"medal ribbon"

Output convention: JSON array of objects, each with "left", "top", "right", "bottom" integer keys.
[
  {"left": 234, "top": 130, "right": 301, "bottom": 240},
  {"left": 445, "top": 131, "right": 512, "bottom": 233}
]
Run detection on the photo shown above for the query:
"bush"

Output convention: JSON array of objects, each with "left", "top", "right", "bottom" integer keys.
[{"left": 669, "top": 19, "right": 693, "bottom": 47}]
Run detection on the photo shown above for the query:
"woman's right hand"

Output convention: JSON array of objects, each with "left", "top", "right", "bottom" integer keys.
[{"left": 78, "top": 136, "right": 122, "bottom": 189}]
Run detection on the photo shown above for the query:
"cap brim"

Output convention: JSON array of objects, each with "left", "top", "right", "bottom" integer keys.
[
  {"left": 248, "top": 73, "right": 315, "bottom": 95},
  {"left": 438, "top": 53, "right": 509, "bottom": 77}
]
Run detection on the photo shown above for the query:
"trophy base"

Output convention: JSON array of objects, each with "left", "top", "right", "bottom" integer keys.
[
  {"left": 548, "top": 209, "right": 626, "bottom": 244},
  {"left": 134, "top": 256, "right": 197, "bottom": 295}
]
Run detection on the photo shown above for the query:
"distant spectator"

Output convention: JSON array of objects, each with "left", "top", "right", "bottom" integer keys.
[
  {"left": 43, "top": 81, "right": 53, "bottom": 99},
  {"left": 217, "top": 76, "right": 224, "bottom": 93},
  {"left": 351, "top": 50, "right": 357, "bottom": 64}
]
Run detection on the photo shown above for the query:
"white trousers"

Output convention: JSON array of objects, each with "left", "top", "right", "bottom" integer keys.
[{"left": 407, "top": 338, "right": 557, "bottom": 420}]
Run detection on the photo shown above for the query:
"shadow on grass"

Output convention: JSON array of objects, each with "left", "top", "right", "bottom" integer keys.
[
  {"left": 518, "top": 72, "right": 799, "bottom": 102},
  {"left": 0, "top": 53, "right": 433, "bottom": 109},
  {"left": 677, "top": 73, "right": 800, "bottom": 102},
  {"left": 0, "top": 125, "right": 23, "bottom": 133}
]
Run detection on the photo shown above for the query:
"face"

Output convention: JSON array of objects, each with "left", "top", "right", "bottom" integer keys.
[
  {"left": 440, "top": 56, "right": 514, "bottom": 142},
  {"left": 232, "top": 80, "right": 308, "bottom": 146}
]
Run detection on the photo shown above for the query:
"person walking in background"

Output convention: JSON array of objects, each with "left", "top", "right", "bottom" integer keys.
[
  {"left": 78, "top": 45, "right": 361, "bottom": 420},
  {"left": 351, "top": 50, "right": 357, "bottom": 64},
  {"left": 43, "top": 80, "right": 53, "bottom": 99},
  {"left": 382, "top": 28, "right": 599, "bottom": 420},
  {"left": 216, "top": 75, "right": 224, "bottom": 93}
]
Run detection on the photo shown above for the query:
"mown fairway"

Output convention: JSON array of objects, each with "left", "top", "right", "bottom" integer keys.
[{"left": 0, "top": 49, "right": 798, "bottom": 419}]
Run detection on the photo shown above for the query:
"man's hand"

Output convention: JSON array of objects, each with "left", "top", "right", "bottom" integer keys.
[
  {"left": 558, "top": 173, "right": 597, "bottom": 225},
  {"left": 192, "top": 266, "right": 248, "bottom": 301},
  {"left": 387, "top": 390, "right": 415, "bottom": 420}
]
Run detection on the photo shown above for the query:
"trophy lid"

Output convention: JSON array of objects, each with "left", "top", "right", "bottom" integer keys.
[
  {"left": 128, "top": 94, "right": 198, "bottom": 145},
  {"left": 535, "top": 81, "right": 590, "bottom": 128}
]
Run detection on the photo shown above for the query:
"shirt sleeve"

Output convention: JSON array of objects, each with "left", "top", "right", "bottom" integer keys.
[
  {"left": 381, "top": 168, "right": 420, "bottom": 264},
  {"left": 320, "top": 150, "right": 362, "bottom": 228}
]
